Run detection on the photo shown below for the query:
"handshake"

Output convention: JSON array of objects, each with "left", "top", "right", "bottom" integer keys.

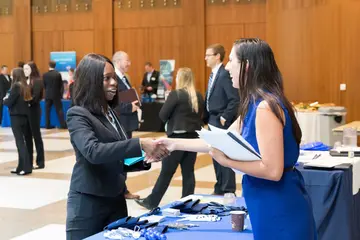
[{"left": 140, "top": 138, "right": 176, "bottom": 163}]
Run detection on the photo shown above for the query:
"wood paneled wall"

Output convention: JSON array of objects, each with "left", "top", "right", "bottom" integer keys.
[
  {"left": 267, "top": 0, "right": 360, "bottom": 122},
  {"left": 113, "top": 0, "right": 206, "bottom": 93},
  {"left": 205, "top": 0, "right": 266, "bottom": 77},
  {"left": 1, "top": 0, "right": 359, "bottom": 121},
  {"left": 0, "top": 0, "right": 266, "bottom": 95}
]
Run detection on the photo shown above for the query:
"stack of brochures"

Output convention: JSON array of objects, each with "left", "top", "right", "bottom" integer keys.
[{"left": 196, "top": 125, "right": 261, "bottom": 174}]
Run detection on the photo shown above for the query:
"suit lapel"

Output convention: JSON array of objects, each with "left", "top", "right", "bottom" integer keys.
[
  {"left": 94, "top": 114, "right": 122, "bottom": 141},
  {"left": 208, "top": 65, "right": 223, "bottom": 100}
]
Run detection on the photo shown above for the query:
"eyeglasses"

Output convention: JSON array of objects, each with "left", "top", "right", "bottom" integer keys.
[{"left": 205, "top": 53, "right": 217, "bottom": 57}]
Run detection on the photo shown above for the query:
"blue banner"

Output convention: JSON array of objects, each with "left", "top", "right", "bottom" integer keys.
[
  {"left": 159, "top": 60, "right": 175, "bottom": 89},
  {"left": 50, "top": 51, "right": 76, "bottom": 72}
]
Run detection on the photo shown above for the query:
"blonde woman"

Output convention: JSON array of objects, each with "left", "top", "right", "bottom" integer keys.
[{"left": 136, "top": 67, "right": 204, "bottom": 209}]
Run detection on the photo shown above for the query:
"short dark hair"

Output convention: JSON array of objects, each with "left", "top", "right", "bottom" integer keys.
[
  {"left": 73, "top": 53, "right": 118, "bottom": 114},
  {"left": 145, "top": 62, "right": 152, "bottom": 67},
  {"left": 17, "top": 61, "right": 25, "bottom": 68},
  {"left": 49, "top": 61, "right": 56, "bottom": 69},
  {"left": 1, "top": 65, "right": 8, "bottom": 69},
  {"left": 207, "top": 44, "right": 226, "bottom": 62},
  {"left": 69, "top": 68, "right": 75, "bottom": 73}
]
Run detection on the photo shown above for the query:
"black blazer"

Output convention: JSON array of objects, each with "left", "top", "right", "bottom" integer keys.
[
  {"left": 66, "top": 106, "right": 144, "bottom": 197},
  {"left": 141, "top": 70, "right": 160, "bottom": 95},
  {"left": 0, "top": 74, "right": 11, "bottom": 99},
  {"left": 114, "top": 75, "right": 139, "bottom": 133},
  {"left": 3, "top": 84, "right": 30, "bottom": 116},
  {"left": 160, "top": 89, "right": 204, "bottom": 136},
  {"left": 203, "top": 64, "right": 239, "bottom": 129},
  {"left": 43, "top": 70, "right": 63, "bottom": 100},
  {"left": 29, "top": 78, "right": 44, "bottom": 108}
]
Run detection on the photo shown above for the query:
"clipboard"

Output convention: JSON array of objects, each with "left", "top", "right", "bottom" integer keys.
[{"left": 118, "top": 88, "right": 141, "bottom": 106}]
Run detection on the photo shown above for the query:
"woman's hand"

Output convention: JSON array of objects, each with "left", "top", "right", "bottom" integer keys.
[
  {"left": 209, "top": 147, "right": 230, "bottom": 167},
  {"left": 140, "top": 138, "right": 169, "bottom": 162},
  {"left": 144, "top": 138, "right": 176, "bottom": 163},
  {"left": 154, "top": 138, "right": 177, "bottom": 152}
]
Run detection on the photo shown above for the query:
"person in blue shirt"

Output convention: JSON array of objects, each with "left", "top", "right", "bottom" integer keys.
[{"left": 151, "top": 38, "right": 317, "bottom": 240}]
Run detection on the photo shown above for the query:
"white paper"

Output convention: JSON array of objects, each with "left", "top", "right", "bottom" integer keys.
[
  {"left": 303, "top": 160, "right": 339, "bottom": 168},
  {"left": 197, "top": 127, "right": 261, "bottom": 174}
]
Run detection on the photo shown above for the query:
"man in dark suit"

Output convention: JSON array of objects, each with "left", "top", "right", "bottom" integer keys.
[
  {"left": 204, "top": 44, "right": 240, "bottom": 196},
  {"left": 112, "top": 51, "right": 140, "bottom": 200},
  {"left": 43, "top": 61, "right": 66, "bottom": 129},
  {"left": 0, "top": 65, "right": 12, "bottom": 124},
  {"left": 141, "top": 62, "right": 159, "bottom": 96}
]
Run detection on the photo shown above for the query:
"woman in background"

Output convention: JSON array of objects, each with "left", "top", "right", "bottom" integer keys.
[
  {"left": 23, "top": 62, "right": 45, "bottom": 169},
  {"left": 136, "top": 67, "right": 204, "bottom": 210},
  {"left": 153, "top": 39, "right": 317, "bottom": 240},
  {"left": 4, "top": 68, "right": 32, "bottom": 175}
]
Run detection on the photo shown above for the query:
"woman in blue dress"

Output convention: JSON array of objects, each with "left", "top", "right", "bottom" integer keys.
[{"left": 150, "top": 38, "right": 317, "bottom": 240}]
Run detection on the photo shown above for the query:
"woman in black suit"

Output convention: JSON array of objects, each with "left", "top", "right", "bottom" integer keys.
[
  {"left": 4, "top": 68, "right": 33, "bottom": 175},
  {"left": 23, "top": 62, "right": 45, "bottom": 169},
  {"left": 135, "top": 67, "right": 204, "bottom": 210},
  {"left": 66, "top": 53, "right": 168, "bottom": 240}
]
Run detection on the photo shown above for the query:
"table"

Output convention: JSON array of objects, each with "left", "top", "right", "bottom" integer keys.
[
  {"left": 1, "top": 99, "right": 71, "bottom": 128},
  {"left": 138, "top": 101, "right": 165, "bottom": 132},
  {"left": 86, "top": 196, "right": 253, "bottom": 240},
  {"left": 333, "top": 121, "right": 360, "bottom": 135},
  {"left": 88, "top": 164, "right": 360, "bottom": 240},
  {"left": 296, "top": 111, "right": 345, "bottom": 146},
  {"left": 298, "top": 165, "right": 360, "bottom": 240}
]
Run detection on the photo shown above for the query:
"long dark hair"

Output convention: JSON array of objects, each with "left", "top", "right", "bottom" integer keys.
[
  {"left": 11, "top": 68, "right": 32, "bottom": 101},
  {"left": 72, "top": 53, "right": 118, "bottom": 114},
  {"left": 234, "top": 38, "right": 302, "bottom": 144},
  {"left": 26, "top": 61, "right": 41, "bottom": 80}
]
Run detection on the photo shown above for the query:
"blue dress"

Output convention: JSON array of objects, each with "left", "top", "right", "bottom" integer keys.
[{"left": 241, "top": 98, "right": 317, "bottom": 240}]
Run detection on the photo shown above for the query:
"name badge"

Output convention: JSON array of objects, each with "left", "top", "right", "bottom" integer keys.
[{"left": 151, "top": 77, "right": 156, "bottom": 81}]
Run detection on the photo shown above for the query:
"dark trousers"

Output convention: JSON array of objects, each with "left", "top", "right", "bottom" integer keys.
[
  {"left": 11, "top": 115, "right": 32, "bottom": 173},
  {"left": 45, "top": 98, "right": 66, "bottom": 128},
  {"left": 209, "top": 125, "right": 236, "bottom": 194},
  {"left": 212, "top": 158, "right": 236, "bottom": 194},
  {"left": 144, "top": 132, "right": 198, "bottom": 208},
  {"left": 66, "top": 190, "right": 128, "bottom": 240},
  {"left": 124, "top": 131, "right": 133, "bottom": 194},
  {"left": 27, "top": 105, "right": 45, "bottom": 167},
  {"left": 0, "top": 100, "right": 3, "bottom": 125}
]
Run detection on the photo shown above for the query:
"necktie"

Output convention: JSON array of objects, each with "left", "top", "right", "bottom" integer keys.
[
  {"left": 206, "top": 72, "right": 214, "bottom": 111},
  {"left": 122, "top": 76, "right": 131, "bottom": 89}
]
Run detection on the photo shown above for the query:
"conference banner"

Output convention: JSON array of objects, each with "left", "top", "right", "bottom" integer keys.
[
  {"left": 158, "top": 59, "right": 175, "bottom": 98},
  {"left": 50, "top": 51, "right": 76, "bottom": 80}
]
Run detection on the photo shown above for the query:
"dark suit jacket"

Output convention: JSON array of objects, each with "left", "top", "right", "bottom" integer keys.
[
  {"left": 29, "top": 78, "right": 44, "bottom": 108},
  {"left": 0, "top": 74, "right": 11, "bottom": 99},
  {"left": 141, "top": 70, "right": 160, "bottom": 95},
  {"left": 3, "top": 84, "right": 30, "bottom": 116},
  {"left": 203, "top": 64, "right": 239, "bottom": 129},
  {"left": 114, "top": 75, "right": 139, "bottom": 133},
  {"left": 66, "top": 106, "right": 143, "bottom": 197},
  {"left": 43, "top": 70, "right": 63, "bottom": 100},
  {"left": 160, "top": 89, "right": 204, "bottom": 136}
]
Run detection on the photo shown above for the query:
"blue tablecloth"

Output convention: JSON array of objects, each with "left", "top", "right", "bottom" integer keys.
[
  {"left": 86, "top": 197, "right": 253, "bottom": 240},
  {"left": 298, "top": 165, "right": 360, "bottom": 240},
  {"left": 1, "top": 99, "right": 71, "bottom": 128},
  {"left": 87, "top": 166, "right": 360, "bottom": 240}
]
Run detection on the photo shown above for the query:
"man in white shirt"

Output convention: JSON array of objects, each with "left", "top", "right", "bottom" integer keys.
[
  {"left": 204, "top": 44, "right": 240, "bottom": 196},
  {"left": 112, "top": 51, "right": 140, "bottom": 200}
]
